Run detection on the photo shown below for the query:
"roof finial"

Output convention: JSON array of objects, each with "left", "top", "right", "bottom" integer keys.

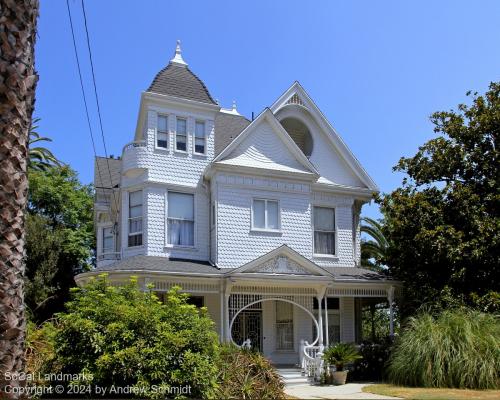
[
  {"left": 232, "top": 100, "right": 237, "bottom": 111},
  {"left": 170, "top": 39, "right": 187, "bottom": 66}
]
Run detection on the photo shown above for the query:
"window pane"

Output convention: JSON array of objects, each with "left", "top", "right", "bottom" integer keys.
[
  {"left": 128, "top": 234, "right": 142, "bottom": 247},
  {"left": 195, "top": 137, "right": 205, "bottom": 154},
  {"left": 314, "top": 207, "right": 335, "bottom": 231},
  {"left": 168, "top": 192, "right": 194, "bottom": 220},
  {"left": 176, "top": 134, "right": 186, "bottom": 151},
  {"left": 157, "top": 132, "right": 168, "bottom": 148},
  {"left": 276, "top": 302, "right": 293, "bottom": 350},
  {"left": 253, "top": 200, "right": 265, "bottom": 228},
  {"left": 314, "top": 231, "right": 335, "bottom": 254},
  {"left": 158, "top": 115, "right": 168, "bottom": 132},
  {"left": 129, "top": 218, "right": 142, "bottom": 234},
  {"left": 195, "top": 121, "right": 205, "bottom": 138},
  {"left": 267, "top": 200, "right": 279, "bottom": 229},
  {"left": 129, "top": 191, "right": 142, "bottom": 207},
  {"left": 129, "top": 204, "right": 142, "bottom": 218},
  {"left": 168, "top": 220, "right": 194, "bottom": 246},
  {"left": 103, "top": 227, "right": 113, "bottom": 252},
  {"left": 276, "top": 301, "right": 293, "bottom": 322},
  {"left": 177, "top": 118, "right": 186, "bottom": 134}
]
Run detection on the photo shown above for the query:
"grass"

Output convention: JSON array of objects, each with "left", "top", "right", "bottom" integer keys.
[
  {"left": 387, "top": 308, "right": 499, "bottom": 389},
  {"left": 363, "top": 384, "right": 500, "bottom": 400}
]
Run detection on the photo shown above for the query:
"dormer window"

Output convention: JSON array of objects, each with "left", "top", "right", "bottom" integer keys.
[
  {"left": 157, "top": 115, "right": 168, "bottom": 148},
  {"left": 194, "top": 121, "right": 206, "bottom": 154},
  {"left": 176, "top": 118, "right": 187, "bottom": 151}
]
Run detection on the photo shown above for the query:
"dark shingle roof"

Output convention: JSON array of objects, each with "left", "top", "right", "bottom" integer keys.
[
  {"left": 214, "top": 113, "right": 251, "bottom": 156},
  {"left": 147, "top": 63, "right": 216, "bottom": 105},
  {"left": 94, "top": 157, "right": 121, "bottom": 188},
  {"left": 326, "top": 267, "right": 391, "bottom": 281},
  {"left": 94, "top": 256, "right": 221, "bottom": 275}
]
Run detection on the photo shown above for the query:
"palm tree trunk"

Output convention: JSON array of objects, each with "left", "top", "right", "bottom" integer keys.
[{"left": 0, "top": 0, "right": 39, "bottom": 396}]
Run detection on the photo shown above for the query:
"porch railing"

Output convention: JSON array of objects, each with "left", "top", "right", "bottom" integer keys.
[{"left": 299, "top": 340, "right": 324, "bottom": 381}]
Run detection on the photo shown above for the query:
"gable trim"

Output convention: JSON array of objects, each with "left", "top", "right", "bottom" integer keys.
[
  {"left": 226, "top": 245, "right": 333, "bottom": 277},
  {"left": 270, "top": 82, "right": 379, "bottom": 191},
  {"left": 212, "top": 109, "right": 320, "bottom": 177}
]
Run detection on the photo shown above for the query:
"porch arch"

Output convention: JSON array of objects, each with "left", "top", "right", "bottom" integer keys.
[{"left": 229, "top": 297, "right": 320, "bottom": 347}]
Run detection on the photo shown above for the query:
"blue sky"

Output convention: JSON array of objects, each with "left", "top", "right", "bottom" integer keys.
[{"left": 35, "top": 0, "right": 500, "bottom": 219}]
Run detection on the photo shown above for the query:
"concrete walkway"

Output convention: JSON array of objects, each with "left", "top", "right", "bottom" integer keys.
[
  {"left": 284, "top": 382, "right": 401, "bottom": 399},
  {"left": 276, "top": 367, "right": 401, "bottom": 399}
]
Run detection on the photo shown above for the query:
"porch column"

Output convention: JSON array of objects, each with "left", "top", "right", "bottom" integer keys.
[
  {"left": 387, "top": 286, "right": 395, "bottom": 337},
  {"left": 219, "top": 289, "right": 224, "bottom": 339},
  {"left": 317, "top": 295, "right": 323, "bottom": 348},
  {"left": 324, "top": 296, "right": 329, "bottom": 347},
  {"left": 224, "top": 282, "right": 233, "bottom": 342}
]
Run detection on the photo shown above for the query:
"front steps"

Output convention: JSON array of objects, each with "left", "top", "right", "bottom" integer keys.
[{"left": 276, "top": 367, "right": 310, "bottom": 387}]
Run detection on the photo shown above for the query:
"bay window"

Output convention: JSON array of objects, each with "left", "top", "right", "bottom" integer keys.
[
  {"left": 128, "top": 190, "right": 143, "bottom": 247},
  {"left": 167, "top": 192, "right": 194, "bottom": 246},
  {"left": 313, "top": 206, "right": 335, "bottom": 255},
  {"left": 194, "top": 121, "right": 206, "bottom": 154},
  {"left": 157, "top": 115, "right": 168, "bottom": 148},
  {"left": 252, "top": 199, "right": 279, "bottom": 230},
  {"left": 176, "top": 118, "right": 187, "bottom": 151}
]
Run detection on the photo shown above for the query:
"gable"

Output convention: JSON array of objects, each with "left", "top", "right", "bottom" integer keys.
[
  {"left": 246, "top": 255, "right": 319, "bottom": 276},
  {"left": 214, "top": 109, "right": 318, "bottom": 176},
  {"left": 271, "top": 83, "right": 379, "bottom": 191}
]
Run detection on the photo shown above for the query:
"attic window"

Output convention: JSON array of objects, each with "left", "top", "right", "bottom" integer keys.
[{"left": 280, "top": 117, "right": 313, "bottom": 157}]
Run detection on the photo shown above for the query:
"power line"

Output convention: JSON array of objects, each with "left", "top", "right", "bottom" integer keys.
[{"left": 66, "top": 0, "right": 119, "bottom": 233}]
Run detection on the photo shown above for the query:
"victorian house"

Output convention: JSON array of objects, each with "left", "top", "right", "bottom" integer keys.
[{"left": 76, "top": 42, "right": 398, "bottom": 368}]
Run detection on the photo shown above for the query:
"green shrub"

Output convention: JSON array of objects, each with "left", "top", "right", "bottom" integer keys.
[
  {"left": 350, "top": 339, "right": 393, "bottom": 381},
  {"left": 388, "top": 308, "right": 500, "bottom": 389},
  {"left": 49, "top": 275, "right": 220, "bottom": 399},
  {"left": 215, "top": 344, "right": 285, "bottom": 400},
  {"left": 322, "top": 342, "right": 362, "bottom": 371}
]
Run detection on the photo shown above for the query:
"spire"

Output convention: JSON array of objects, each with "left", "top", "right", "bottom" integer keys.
[
  {"left": 170, "top": 40, "right": 187, "bottom": 66},
  {"left": 220, "top": 100, "right": 241, "bottom": 116}
]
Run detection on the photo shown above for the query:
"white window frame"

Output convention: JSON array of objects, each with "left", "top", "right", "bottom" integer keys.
[
  {"left": 156, "top": 114, "right": 169, "bottom": 150},
  {"left": 166, "top": 191, "right": 196, "bottom": 248},
  {"left": 128, "top": 190, "right": 143, "bottom": 248},
  {"left": 312, "top": 205, "right": 337, "bottom": 257},
  {"left": 175, "top": 117, "right": 188, "bottom": 153},
  {"left": 251, "top": 198, "right": 281, "bottom": 232},
  {"left": 275, "top": 301, "right": 294, "bottom": 351},
  {"left": 193, "top": 120, "right": 207, "bottom": 155}
]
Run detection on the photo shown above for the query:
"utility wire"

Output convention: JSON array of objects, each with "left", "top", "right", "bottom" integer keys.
[
  {"left": 80, "top": 0, "right": 121, "bottom": 227},
  {"left": 65, "top": 0, "right": 108, "bottom": 218}
]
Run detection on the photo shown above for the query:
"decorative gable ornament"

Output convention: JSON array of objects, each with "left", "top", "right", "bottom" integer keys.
[
  {"left": 247, "top": 255, "right": 317, "bottom": 275},
  {"left": 286, "top": 93, "right": 305, "bottom": 107}
]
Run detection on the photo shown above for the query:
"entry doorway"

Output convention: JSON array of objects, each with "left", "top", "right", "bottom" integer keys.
[{"left": 231, "top": 310, "right": 262, "bottom": 352}]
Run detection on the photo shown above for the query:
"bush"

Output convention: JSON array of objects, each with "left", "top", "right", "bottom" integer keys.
[
  {"left": 388, "top": 308, "right": 500, "bottom": 389},
  {"left": 49, "top": 275, "right": 220, "bottom": 399},
  {"left": 349, "top": 338, "right": 393, "bottom": 382},
  {"left": 215, "top": 344, "right": 285, "bottom": 400}
]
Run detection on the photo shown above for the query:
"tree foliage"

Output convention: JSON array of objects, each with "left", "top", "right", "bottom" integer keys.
[
  {"left": 46, "top": 277, "right": 220, "bottom": 399},
  {"left": 360, "top": 217, "right": 388, "bottom": 271},
  {"left": 28, "top": 118, "right": 62, "bottom": 171},
  {"left": 379, "top": 82, "right": 499, "bottom": 316},
  {"left": 26, "top": 166, "right": 94, "bottom": 322}
]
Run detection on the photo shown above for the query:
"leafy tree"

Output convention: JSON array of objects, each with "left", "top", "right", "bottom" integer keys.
[
  {"left": 47, "top": 277, "right": 220, "bottom": 399},
  {"left": 26, "top": 166, "right": 94, "bottom": 322},
  {"left": 360, "top": 217, "right": 388, "bottom": 271},
  {"left": 380, "top": 82, "right": 499, "bottom": 316},
  {"left": 28, "top": 118, "right": 62, "bottom": 171}
]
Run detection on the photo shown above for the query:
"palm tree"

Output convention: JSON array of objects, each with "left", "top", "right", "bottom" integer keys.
[
  {"left": 28, "top": 118, "right": 62, "bottom": 171},
  {"left": 0, "top": 1, "right": 39, "bottom": 396},
  {"left": 360, "top": 217, "right": 388, "bottom": 271}
]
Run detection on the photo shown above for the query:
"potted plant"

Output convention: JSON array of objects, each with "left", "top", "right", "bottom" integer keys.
[{"left": 322, "top": 343, "right": 362, "bottom": 385}]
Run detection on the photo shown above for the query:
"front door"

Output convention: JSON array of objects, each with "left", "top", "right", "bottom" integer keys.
[{"left": 231, "top": 310, "right": 262, "bottom": 352}]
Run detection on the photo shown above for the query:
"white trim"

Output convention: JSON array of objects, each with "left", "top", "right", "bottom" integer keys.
[
  {"left": 270, "top": 82, "right": 379, "bottom": 191},
  {"left": 251, "top": 198, "right": 281, "bottom": 232},
  {"left": 212, "top": 109, "right": 319, "bottom": 176}
]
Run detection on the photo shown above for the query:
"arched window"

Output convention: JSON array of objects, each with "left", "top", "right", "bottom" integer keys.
[{"left": 280, "top": 117, "right": 313, "bottom": 157}]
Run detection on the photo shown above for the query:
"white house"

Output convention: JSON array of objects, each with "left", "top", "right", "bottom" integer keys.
[{"left": 76, "top": 42, "right": 399, "bottom": 367}]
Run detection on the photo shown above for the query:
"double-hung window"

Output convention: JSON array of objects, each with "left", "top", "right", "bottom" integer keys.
[
  {"left": 194, "top": 121, "right": 206, "bottom": 154},
  {"left": 167, "top": 192, "right": 194, "bottom": 246},
  {"left": 313, "top": 206, "right": 335, "bottom": 255},
  {"left": 157, "top": 115, "right": 168, "bottom": 148},
  {"left": 102, "top": 227, "right": 114, "bottom": 254},
  {"left": 252, "top": 199, "right": 279, "bottom": 230},
  {"left": 176, "top": 118, "right": 187, "bottom": 151},
  {"left": 128, "top": 190, "right": 143, "bottom": 247},
  {"left": 276, "top": 302, "right": 294, "bottom": 350}
]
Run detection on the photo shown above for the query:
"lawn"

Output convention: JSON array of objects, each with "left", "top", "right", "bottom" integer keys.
[{"left": 363, "top": 384, "right": 500, "bottom": 400}]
